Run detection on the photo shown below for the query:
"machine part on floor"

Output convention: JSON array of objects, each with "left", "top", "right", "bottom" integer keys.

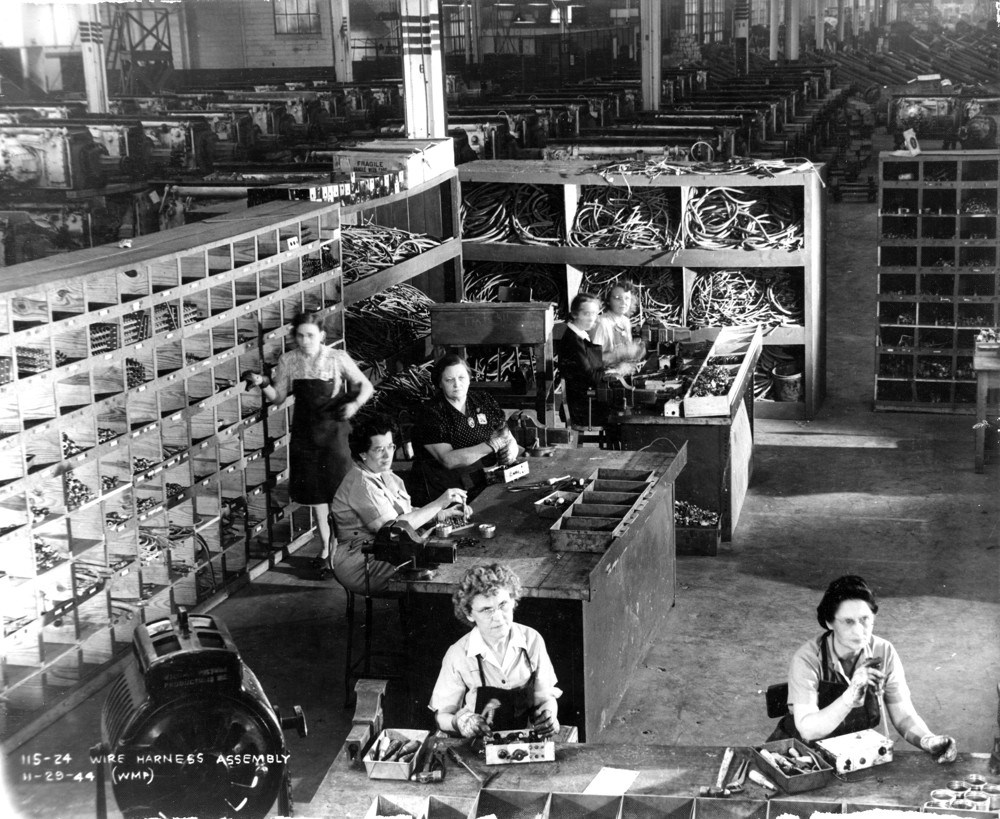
[
  {"left": 96, "top": 609, "right": 306, "bottom": 819},
  {"left": 815, "top": 729, "right": 894, "bottom": 774}
]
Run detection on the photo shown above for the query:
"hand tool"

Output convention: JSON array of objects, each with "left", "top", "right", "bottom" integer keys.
[
  {"left": 481, "top": 698, "right": 502, "bottom": 728},
  {"left": 447, "top": 746, "right": 486, "bottom": 784},
  {"left": 748, "top": 769, "right": 778, "bottom": 793},
  {"left": 715, "top": 747, "right": 734, "bottom": 789},
  {"left": 725, "top": 758, "right": 750, "bottom": 794}
]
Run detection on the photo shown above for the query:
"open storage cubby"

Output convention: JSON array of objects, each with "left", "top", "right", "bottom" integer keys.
[
  {"left": 876, "top": 150, "right": 1000, "bottom": 412},
  {"left": 0, "top": 200, "right": 343, "bottom": 744},
  {"left": 459, "top": 159, "right": 825, "bottom": 420}
]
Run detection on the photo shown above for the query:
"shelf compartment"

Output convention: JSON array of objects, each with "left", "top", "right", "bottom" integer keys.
[
  {"left": 957, "top": 271, "right": 997, "bottom": 297},
  {"left": 919, "top": 247, "right": 956, "bottom": 268},
  {"left": 959, "top": 247, "right": 997, "bottom": 268}
]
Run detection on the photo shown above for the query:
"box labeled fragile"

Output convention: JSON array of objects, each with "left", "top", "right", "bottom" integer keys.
[
  {"left": 331, "top": 139, "right": 454, "bottom": 189},
  {"left": 483, "top": 729, "right": 555, "bottom": 765},
  {"left": 363, "top": 728, "right": 430, "bottom": 780}
]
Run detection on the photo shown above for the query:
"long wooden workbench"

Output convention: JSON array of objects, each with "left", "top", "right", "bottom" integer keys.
[
  {"left": 389, "top": 447, "right": 686, "bottom": 742},
  {"left": 309, "top": 741, "right": 997, "bottom": 818}
]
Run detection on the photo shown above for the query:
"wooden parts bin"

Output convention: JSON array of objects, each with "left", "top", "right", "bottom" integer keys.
[
  {"left": 548, "top": 468, "right": 657, "bottom": 553},
  {"left": 364, "top": 728, "right": 430, "bottom": 780},
  {"left": 683, "top": 325, "right": 763, "bottom": 418}
]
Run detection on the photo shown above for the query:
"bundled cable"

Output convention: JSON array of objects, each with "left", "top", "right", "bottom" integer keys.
[
  {"left": 463, "top": 262, "right": 562, "bottom": 305},
  {"left": 688, "top": 270, "right": 803, "bottom": 329},
  {"left": 466, "top": 346, "right": 537, "bottom": 384},
  {"left": 359, "top": 362, "right": 436, "bottom": 419},
  {"left": 685, "top": 187, "right": 803, "bottom": 251},
  {"left": 581, "top": 266, "right": 683, "bottom": 328},
  {"left": 462, "top": 183, "right": 565, "bottom": 245},
  {"left": 586, "top": 156, "right": 821, "bottom": 182},
  {"left": 345, "top": 283, "right": 433, "bottom": 370},
  {"left": 341, "top": 223, "right": 442, "bottom": 284},
  {"left": 569, "top": 187, "right": 680, "bottom": 250}
]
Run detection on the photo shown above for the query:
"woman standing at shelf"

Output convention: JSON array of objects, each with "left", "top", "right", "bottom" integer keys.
[
  {"left": 557, "top": 293, "right": 643, "bottom": 428},
  {"left": 409, "top": 354, "right": 519, "bottom": 506},
  {"left": 590, "top": 282, "right": 645, "bottom": 363},
  {"left": 248, "top": 312, "right": 373, "bottom": 578}
]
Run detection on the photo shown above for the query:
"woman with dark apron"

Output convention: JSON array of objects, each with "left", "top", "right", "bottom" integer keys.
[
  {"left": 430, "top": 564, "right": 560, "bottom": 738},
  {"left": 248, "top": 312, "right": 373, "bottom": 578},
  {"left": 768, "top": 575, "right": 958, "bottom": 763}
]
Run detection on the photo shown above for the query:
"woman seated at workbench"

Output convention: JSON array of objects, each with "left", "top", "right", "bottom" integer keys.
[
  {"left": 409, "top": 354, "right": 520, "bottom": 506},
  {"left": 329, "top": 414, "right": 472, "bottom": 594},
  {"left": 430, "top": 563, "right": 560, "bottom": 738},
  {"left": 590, "top": 282, "right": 647, "bottom": 364},
  {"left": 769, "top": 574, "right": 958, "bottom": 763},
  {"left": 557, "top": 292, "right": 644, "bottom": 428}
]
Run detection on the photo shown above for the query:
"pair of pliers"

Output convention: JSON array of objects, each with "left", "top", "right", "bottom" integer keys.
[{"left": 725, "top": 758, "right": 750, "bottom": 794}]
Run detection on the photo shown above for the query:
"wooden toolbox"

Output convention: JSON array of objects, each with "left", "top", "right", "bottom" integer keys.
[
  {"left": 548, "top": 468, "right": 658, "bottom": 553},
  {"left": 683, "top": 325, "right": 763, "bottom": 418}
]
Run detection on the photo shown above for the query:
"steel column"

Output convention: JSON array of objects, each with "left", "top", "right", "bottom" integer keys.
[
  {"left": 400, "top": 0, "right": 447, "bottom": 139},
  {"left": 787, "top": 0, "right": 800, "bottom": 59},
  {"left": 815, "top": 0, "right": 825, "bottom": 50},
  {"left": 79, "top": 7, "right": 109, "bottom": 113},
  {"left": 331, "top": 0, "right": 353, "bottom": 82},
  {"left": 769, "top": 0, "right": 780, "bottom": 60},
  {"left": 639, "top": 0, "right": 662, "bottom": 111}
]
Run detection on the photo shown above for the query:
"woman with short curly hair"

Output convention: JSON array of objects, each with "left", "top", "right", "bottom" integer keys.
[{"left": 430, "top": 563, "right": 560, "bottom": 738}]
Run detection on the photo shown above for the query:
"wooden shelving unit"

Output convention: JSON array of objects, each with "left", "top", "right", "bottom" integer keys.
[
  {"left": 458, "top": 160, "right": 826, "bottom": 420},
  {"left": 876, "top": 150, "right": 1000, "bottom": 413},
  {"left": 0, "top": 200, "right": 342, "bottom": 740}
]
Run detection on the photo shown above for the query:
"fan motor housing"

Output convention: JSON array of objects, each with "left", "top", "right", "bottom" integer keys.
[{"left": 100, "top": 613, "right": 291, "bottom": 819}]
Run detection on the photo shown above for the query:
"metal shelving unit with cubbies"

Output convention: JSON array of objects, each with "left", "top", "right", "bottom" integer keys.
[
  {"left": 458, "top": 159, "right": 826, "bottom": 420},
  {"left": 0, "top": 200, "right": 343, "bottom": 744},
  {"left": 876, "top": 150, "right": 1000, "bottom": 412}
]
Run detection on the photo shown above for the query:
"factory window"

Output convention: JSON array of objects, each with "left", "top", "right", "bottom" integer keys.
[
  {"left": 684, "top": 0, "right": 700, "bottom": 36},
  {"left": 705, "top": 0, "right": 725, "bottom": 41},
  {"left": 274, "top": 0, "right": 321, "bottom": 34}
]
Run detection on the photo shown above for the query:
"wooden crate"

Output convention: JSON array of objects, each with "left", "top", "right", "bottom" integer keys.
[
  {"left": 974, "top": 342, "right": 1000, "bottom": 372},
  {"left": 683, "top": 325, "right": 763, "bottom": 418},
  {"left": 549, "top": 469, "right": 656, "bottom": 553},
  {"left": 675, "top": 524, "right": 722, "bottom": 556}
]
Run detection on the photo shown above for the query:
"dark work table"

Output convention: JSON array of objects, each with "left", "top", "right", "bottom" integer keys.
[{"left": 308, "top": 740, "right": 996, "bottom": 818}]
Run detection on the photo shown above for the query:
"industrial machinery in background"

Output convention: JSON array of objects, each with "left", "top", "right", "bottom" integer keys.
[
  {"left": 0, "top": 124, "right": 106, "bottom": 190},
  {"left": 95, "top": 610, "right": 306, "bottom": 819}
]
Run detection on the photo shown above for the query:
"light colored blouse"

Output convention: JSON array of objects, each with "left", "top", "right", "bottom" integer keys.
[
  {"left": 590, "top": 313, "right": 633, "bottom": 357},
  {"left": 270, "top": 346, "right": 361, "bottom": 404},
  {"left": 330, "top": 465, "right": 412, "bottom": 545}
]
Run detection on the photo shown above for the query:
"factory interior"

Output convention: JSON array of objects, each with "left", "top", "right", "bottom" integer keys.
[{"left": 0, "top": 1, "right": 998, "bottom": 818}]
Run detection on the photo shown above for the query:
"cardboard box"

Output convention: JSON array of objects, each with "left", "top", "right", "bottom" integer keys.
[
  {"left": 752, "top": 738, "right": 834, "bottom": 793},
  {"left": 363, "top": 728, "right": 430, "bottom": 780},
  {"left": 331, "top": 139, "right": 454, "bottom": 189}
]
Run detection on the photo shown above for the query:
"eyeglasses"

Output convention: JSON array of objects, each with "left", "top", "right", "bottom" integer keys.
[
  {"left": 472, "top": 599, "right": 512, "bottom": 617},
  {"left": 368, "top": 444, "right": 396, "bottom": 456},
  {"left": 834, "top": 615, "right": 874, "bottom": 628}
]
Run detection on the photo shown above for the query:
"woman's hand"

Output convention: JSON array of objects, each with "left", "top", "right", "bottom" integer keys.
[
  {"left": 454, "top": 710, "right": 489, "bottom": 738},
  {"left": 919, "top": 734, "right": 958, "bottom": 763},
  {"left": 247, "top": 373, "right": 270, "bottom": 389},
  {"left": 435, "top": 487, "right": 468, "bottom": 510},
  {"left": 532, "top": 708, "right": 559, "bottom": 738},
  {"left": 336, "top": 400, "right": 362, "bottom": 421},
  {"left": 845, "top": 662, "right": 884, "bottom": 706}
]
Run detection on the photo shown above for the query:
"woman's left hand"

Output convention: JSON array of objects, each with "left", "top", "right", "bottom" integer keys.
[
  {"left": 336, "top": 400, "right": 361, "bottom": 421},
  {"left": 532, "top": 709, "right": 559, "bottom": 738}
]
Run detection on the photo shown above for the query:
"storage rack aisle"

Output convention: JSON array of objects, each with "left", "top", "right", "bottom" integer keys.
[
  {"left": 459, "top": 157, "right": 826, "bottom": 420},
  {"left": 875, "top": 150, "right": 1000, "bottom": 413},
  {"left": 0, "top": 200, "right": 343, "bottom": 744}
]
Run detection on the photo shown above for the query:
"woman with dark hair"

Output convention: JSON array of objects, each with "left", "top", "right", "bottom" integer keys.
[
  {"left": 770, "top": 575, "right": 957, "bottom": 762},
  {"left": 590, "top": 282, "right": 646, "bottom": 363},
  {"left": 557, "top": 292, "right": 642, "bottom": 427},
  {"left": 410, "top": 354, "right": 519, "bottom": 505},
  {"left": 430, "top": 563, "right": 560, "bottom": 738},
  {"left": 329, "top": 415, "right": 472, "bottom": 594},
  {"left": 247, "top": 312, "right": 373, "bottom": 577}
]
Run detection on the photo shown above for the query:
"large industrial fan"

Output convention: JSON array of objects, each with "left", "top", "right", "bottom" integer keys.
[{"left": 95, "top": 611, "right": 306, "bottom": 819}]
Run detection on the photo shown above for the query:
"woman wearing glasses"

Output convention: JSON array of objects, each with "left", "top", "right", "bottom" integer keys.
[
  {"left": 329, "top": 415, "right": 471, "bottom": 594},
  {"left": 430, "top": 563, "right": 560, "bottom": 738},
  {"left": 770, "top": 575, "right": 957, "bottom": 763}
]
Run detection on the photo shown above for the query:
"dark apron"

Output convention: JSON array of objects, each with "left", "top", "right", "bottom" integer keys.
[
  {"left": 288, "top": 379, "right": 351, "bottom": 505},
  {"left": 473, "top": 648, "right": 537, "bottom": 731},
  {"left": 768, "top": 632, "right": 881, "bottom": 742}
]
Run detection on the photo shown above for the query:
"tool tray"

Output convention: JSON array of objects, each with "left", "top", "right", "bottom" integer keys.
[
  {"left": 549, "top": 468, "right": 658, "bottom": 553},
  {"left": 683, "top": 325, "right": 763, "bottom": 418},
  {"left": 752, "top": 738, "right": 833, "bottom": 794}
]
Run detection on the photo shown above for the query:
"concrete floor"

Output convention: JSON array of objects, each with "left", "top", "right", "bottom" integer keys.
[{"left": 4, "top": 154, "right": 999, "bottom": 819}]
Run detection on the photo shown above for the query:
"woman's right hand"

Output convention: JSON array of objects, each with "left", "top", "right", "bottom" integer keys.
[
  {"left": 435, "top": 487, "right": 468, "bottom": 510},
  {"left": 846, "top": 662, "right": 884, "bottom": 705}
]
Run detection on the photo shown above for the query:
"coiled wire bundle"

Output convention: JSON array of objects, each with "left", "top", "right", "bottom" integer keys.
[
  {"left": 345, "top": 283, "right": 434, "bottom": 371},
  {"left": 688, "top": 270, "right": 803, "bottom": 329},
  {"left": 569, "top": 187, "right": 680, "bottom": 250},
  {"left": 580, "top": 266, "right": 683, "bottom": 327},
  {"left": 466, "top": 346, "right": 537, "bottom": 384},
  {"left": 359, "top": 362, "right": 436, "bottom": 419},
  {"left": 684, "top": 187, "right": 803, "bottom": 251},
  {"left": 461, "top": 183, "right": 565, "bottom": 245},
  {"left": 462, "top": 262, "right": 562, "bottom": 306},
  {"left": 341, "top": 223, "right": 442, "bottom": 284},
  {"left": 587, "top": 156, "right": 820, "bottom": 181}
]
